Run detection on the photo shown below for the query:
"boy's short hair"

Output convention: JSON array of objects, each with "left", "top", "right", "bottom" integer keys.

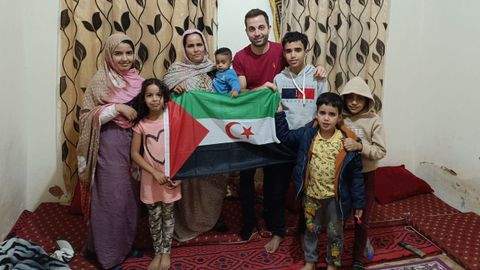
[
  {"left": 316, "top": 92, "right": 343, "bottom": 114},
  {"left": 245, "top": 8, "right": 270, "bottom": 27},
  {"left": 281, "top": 31, "right": 308, "bottom": 49},
  {"left": 214, "top": 47, "right": 232, "bottom": 61}
]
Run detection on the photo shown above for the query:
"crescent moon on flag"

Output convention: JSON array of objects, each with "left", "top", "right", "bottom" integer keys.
[{"left": 225, "top": 121, "right": 241, "bottom": 139}]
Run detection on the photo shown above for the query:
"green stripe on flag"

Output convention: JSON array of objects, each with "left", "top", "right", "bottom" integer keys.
[{"left": 170, "top": 89, "right": 280, "bottom": 119}]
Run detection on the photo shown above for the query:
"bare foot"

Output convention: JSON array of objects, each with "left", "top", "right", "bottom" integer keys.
[
  {"left": 264, "top": 235, "right": 283, "bottom": 253},
  {"left": 301, "top": 262, "right": 315, "bottom": 270},
  {"left": 148, "top": 254, "right": 161, "bottom": 270},
  {"left": 159, "top": 253, "right": 171, "bottom": 270}
]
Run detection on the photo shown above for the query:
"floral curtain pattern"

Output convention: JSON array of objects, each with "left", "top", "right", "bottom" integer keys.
[
  {"left": 279, "top": 0, "right": 390, "bottom": 111},
  {"left": 60, "top": 0, "right": 217, "bottom": 199}
]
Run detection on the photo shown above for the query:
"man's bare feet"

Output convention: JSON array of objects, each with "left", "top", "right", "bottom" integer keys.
[
  {"left": 148, "top": 254, "right": 161, "bottom": 270},
  {"left": 301, "top": 262, "right": 315, "bottom": 270},
  {"left": 159, "top": 253, "right": 171, "bottom": 270},
  {"left": 264, "top": 235, "right": 283, "bottom": 253}
]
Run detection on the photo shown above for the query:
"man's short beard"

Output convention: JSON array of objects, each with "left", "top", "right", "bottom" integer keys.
[{"left": 251, "top": 37, "right": 268, "bottom": 48}]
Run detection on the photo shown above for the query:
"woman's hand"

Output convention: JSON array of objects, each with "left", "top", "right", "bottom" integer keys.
[
  {"left": 172, "top": 84, "right": 187, "bottom": 94},
  {"left": 115, "top": 104, "right": 137, "bottom": 121}
]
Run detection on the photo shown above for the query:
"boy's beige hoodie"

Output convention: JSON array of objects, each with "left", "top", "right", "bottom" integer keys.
[{"left": 340, "top": 77, "right": 386, "bottom": 173}]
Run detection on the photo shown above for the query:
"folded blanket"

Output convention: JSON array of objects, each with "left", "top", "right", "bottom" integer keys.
[{"left": 0, "top": 237, "right": 71, "bottom": 270}]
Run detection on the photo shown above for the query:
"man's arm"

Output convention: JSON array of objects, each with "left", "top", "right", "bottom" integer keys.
[
  {"left": 239, "top": 80, "right": 277, "bottom": 92},
  {"left": 250, "top": 82, "right": 277, "bottom": 91},
  {"left": 238, "top": 75, "right": 248, "bottom": 92},
  {"left": 232, "top": 53, "right": 249, "bottom": 92}
]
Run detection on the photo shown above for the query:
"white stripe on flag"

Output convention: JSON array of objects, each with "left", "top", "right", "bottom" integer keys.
[
  {"left": 198, "top": 117, "right": 280, "bottom": 146},
  {"left": 164, "top": 106, "right": 171, "bottom": 177}
]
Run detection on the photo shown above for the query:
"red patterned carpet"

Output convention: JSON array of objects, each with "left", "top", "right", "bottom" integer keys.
[
  {"left": 362, "top": 193, "right": 459, "bottom": 228},
  {"left": 124, "top": 225, "right": 441, "bottom": 270},
  {"left": 8, "top": 201, "right": 441, "bottom": 269},
  {"left": 412, "top": 212, "right": 480, "bottom": 270}
]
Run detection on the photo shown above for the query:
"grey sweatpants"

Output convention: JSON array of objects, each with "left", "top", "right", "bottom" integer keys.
[{"left": 303, "top": 196, "right": 343, "bottom": 267}]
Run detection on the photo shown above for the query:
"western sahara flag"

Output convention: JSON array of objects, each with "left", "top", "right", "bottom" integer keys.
[{"left": 165, "top": 89, "right": 296, "bottom": 179}]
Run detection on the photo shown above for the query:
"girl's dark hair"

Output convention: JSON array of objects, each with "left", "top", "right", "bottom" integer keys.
[
  {"left": 132, "top": 78, "right": 170, "bottom": 125},
  {"left": 215, "top": 47, "right": 233, "bottom": 60}
]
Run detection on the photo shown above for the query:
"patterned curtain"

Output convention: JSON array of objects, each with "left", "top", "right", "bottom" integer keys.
[
  {"left": 280, "top": 0, "right": 390, "bottom": 112},
  {"left": 60, "top": 0, "right": 218, "bottom": 200},
  {"left": 269, "top": 0, "right": 283, "bottom": 41}
]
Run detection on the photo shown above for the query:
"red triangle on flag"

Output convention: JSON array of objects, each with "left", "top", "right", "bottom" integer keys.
[{"left": 168, "top": 101, "right": 209, "bottom": 177}]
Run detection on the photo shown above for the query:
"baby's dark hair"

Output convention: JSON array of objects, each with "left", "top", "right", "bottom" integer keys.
[
  {"left": 316, "top": 92, "right": 343, "bottom": 114},
  {"left": 281, "top": 31, "right": 308, "bottom": 49},
  {"left": 132, "top": 78, "right": 170, "bottom": 125},
  {"left": 214, "top": 47, "right": 232, "bottom": 61}
]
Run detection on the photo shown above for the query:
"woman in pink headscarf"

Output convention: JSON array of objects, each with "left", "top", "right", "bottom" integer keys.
[
  {"left": 77, "top": 33, "right": 143, "bottom": 269},
  {"left": 163, "top": 29, "right": 229, "bottom": 241}
]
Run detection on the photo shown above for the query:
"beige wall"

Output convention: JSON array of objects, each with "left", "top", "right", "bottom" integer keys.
[
  {"left": 218, "top": 0, "right": 275, "bottom": 54},
  {"left": 23, "top": 1, "right": 64, "bottom": 210},
  {"left": 382, "top": 0, "right": 480, "bottom": 212},
  {"left": 0, "top": 0, "right": 28, "bottom": 240},
  {"left": 1, "top": 0, "right": 479, "bottom": 238}
]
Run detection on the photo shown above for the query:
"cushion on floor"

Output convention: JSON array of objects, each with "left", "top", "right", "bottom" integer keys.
[{"left": 375, "top": 165, "right": 433, "bottom": 205}]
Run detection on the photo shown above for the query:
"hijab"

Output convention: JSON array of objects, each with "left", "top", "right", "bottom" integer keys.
[
  {"left": 76, "top": 33, "right": 143, "bottom": 218},
  {"left": 163, "top": 29, "right": 215, "bottom": 90}
]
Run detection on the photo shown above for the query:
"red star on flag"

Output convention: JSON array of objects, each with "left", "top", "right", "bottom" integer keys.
[{"left": 241, "top": 126, "right": 254, "bottom": 139}]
